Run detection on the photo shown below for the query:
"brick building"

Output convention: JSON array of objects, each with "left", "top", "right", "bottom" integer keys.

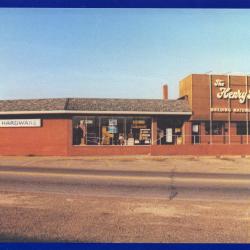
[{"left": 1, "top": 73, "right": 250, "bottom": 156}]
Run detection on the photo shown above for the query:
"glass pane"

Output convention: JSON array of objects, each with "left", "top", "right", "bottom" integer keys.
[
  {"left": 100, "top": 117, "right": 125, "bottom": 145},
  {"left": 126, "top": 117, "right": 151, "bottom": 145},
  {"left": 72, "top": 116, "right": 100, "bottom": 145}
]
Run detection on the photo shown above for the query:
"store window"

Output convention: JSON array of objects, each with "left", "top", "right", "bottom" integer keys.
[
  {"left": 73, "top": 116, "right": 100, "bottom": 145},
  {"left": 236, "top": 122, "right": 249, "bottom": 135},
  {"left": 205, "top": 122, "right": 224, "bottom": 135},
  {"left": 126, "top": 118, "right": 152, "bottom": 145},
  {"left": 72, "top": 116, "right": 151, "bottom": 146},
  {"left": 157, "top": 117, "right": 184, "bottom": 145},
  {"left": 100, "top": 117, "right": 125, "bottom": 145}
]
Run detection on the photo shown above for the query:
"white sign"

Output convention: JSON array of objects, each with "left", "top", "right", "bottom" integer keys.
[
  {"left": 192, "top": 124, "right": 199, "bottom": 133},
  {"left": 166, "top": 128, "right": 173, "bottom": 143},
  {"left": 211, "top": 107, "right": 250, "bottom": 113},
  {"left": 109, "top": 119, "right": 117, "bottom": 126},
  {"left": 0, "top": 119, "right": 41, "bottom": 127}
]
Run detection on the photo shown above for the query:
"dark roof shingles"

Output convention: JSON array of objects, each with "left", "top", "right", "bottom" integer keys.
[
  {"left": 0, "top": 98, "right": 67, "bottom": 112},
  {"left": 0, "top": 98, "right": 191, "bottom": 113},
  {"left": 67, "top": 98, "right": 191, "bottom": 112}
]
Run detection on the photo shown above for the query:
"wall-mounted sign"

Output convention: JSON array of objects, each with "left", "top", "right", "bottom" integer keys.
[
  {"left": 214, "top": 79, "right": 250, "bottom": 104},
  {"left": 0, "top": 119, "right": 41, "bottom": 128},
  {"left": 211, "top": 107, "right": 250, "bottom": 113}
]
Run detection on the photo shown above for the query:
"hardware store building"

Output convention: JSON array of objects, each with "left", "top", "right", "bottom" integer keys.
[{"left": 1, "top": 73, "right": 250, "bottom": 156}]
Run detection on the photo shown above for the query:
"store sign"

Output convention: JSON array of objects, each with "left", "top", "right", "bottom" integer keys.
[
  {"left": 0, "top": 119, "right": 41, "bottom": 127},
  {"left": 210, "top": 107, "right": 250, "bottom": 113},
  {"left": 214, "top": 79, "right": 250, "bottom": 104}
]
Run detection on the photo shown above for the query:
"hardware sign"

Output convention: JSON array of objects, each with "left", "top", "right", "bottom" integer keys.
[{"left": 0, "top": 119, "right": 41, "bottom": 127}]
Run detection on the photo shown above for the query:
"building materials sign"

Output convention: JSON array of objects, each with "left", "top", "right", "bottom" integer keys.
[{"left": 0, "top": 119, "right": 41, "bottom": 127}]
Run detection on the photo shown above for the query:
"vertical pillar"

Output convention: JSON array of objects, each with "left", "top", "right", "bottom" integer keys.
[
  {"left": 200, "top": 122, "right": 207, "bottom": 144},
  {"left": 246, "top": 75, "right": 249, "bottom": 144},
  {"left": 67, "top": 118, "right": 73, "bottom": 156},
  {"left": 228, "top": 74, "right": 231, "bottom": 144},
  {"left": 209, "top": 74, "right": 213, "bottom": 144},
  {"left": 152, "top": 117, "right": 158, "bottom": 145},
  {"left": 182, "top": 121, "right": 192, "bottom": 144},
  {"left": 229, "top": 122, "right": 237, "bottom": 144}
]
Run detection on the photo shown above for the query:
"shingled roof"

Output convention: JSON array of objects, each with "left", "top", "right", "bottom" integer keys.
[{"left": 0, "top": 98, "right": 191, "bottom": 114}]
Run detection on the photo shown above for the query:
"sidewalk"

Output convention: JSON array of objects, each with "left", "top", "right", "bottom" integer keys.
[{"left": 0, "top": 155, "right": 250, "bottom": 174}]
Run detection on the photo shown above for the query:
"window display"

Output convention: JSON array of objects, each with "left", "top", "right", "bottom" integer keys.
[
  {"left": 72, "top": 116, "right": 152, "bottom": 146},
  {"left": 157, "top": 117, "right": 184, "bottom": 145}
]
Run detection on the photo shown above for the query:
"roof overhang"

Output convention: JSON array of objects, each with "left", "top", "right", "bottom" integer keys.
[{"left": 0, "top": 110, "right": 192, "bottom": 115}]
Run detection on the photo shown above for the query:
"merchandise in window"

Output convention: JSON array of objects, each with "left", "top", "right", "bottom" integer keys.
[{"left": 72, "top": 116, "right": 151, "bottom": 146}]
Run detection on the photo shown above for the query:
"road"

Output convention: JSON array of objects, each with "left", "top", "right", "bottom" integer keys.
[
  {"left": 0, "top": 165, "right": 249, "bottom": 200},
  {"left": 0, "top": 157, "right": 249, "bottom": 242}
]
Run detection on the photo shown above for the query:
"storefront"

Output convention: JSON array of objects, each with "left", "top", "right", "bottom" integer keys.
[
  {"left": 179, "top": 74, "right": 250, "bottom": 145},
  {"left": 1, "top": 75, "right": 250, "bottom": 156}
]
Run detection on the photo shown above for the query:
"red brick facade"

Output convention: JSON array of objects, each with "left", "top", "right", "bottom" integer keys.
[
  {"left": 0, "top": 116, "right": 250, "bottom": 156},
  {"left": 0, "top": 118, "right": 71, "bottom": 156}
]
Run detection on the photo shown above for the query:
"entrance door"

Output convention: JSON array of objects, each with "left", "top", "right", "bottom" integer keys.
[{"left": 192, "top": 123, "right": 200, "bottom": 144}]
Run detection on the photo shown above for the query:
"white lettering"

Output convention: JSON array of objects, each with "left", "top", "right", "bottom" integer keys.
[
  {"left": 214, "top": 79, "right": 225, "bottom": 87},
  {"left": 216, "top": 87, "right": 249, "bottom": 104}
]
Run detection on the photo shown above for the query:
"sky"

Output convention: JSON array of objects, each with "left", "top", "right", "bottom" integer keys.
[{"left": 0, "top": 8, "right": 250, "bottom": 100}]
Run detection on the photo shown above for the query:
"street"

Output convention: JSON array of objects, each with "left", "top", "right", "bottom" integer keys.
[{"left": 0, "top": 156, "right": 249, "bottom": 242}]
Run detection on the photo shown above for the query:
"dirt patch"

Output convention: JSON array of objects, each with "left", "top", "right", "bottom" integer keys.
[
  {"left": 133, "top": 205, "right": 181, "bottom": 218},
  {"left": 0, "top": 193, "right": 46, "bottom": 209},
  {"left": 0, "top": 192, "right": 249, "bottom": 242}
]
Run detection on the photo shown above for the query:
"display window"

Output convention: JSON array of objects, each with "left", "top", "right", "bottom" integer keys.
[
  {"left": 205, "top": 122, "right": 224, "bottom": 135},
  {"left": 157, "top": 117, "right": 184, "bottom": 145},
  {"left": 236, "top": 122, "right": 250, "bottom": 135},
  {"left": 72, "top": 116, "right": 151, "bottom": 146}
]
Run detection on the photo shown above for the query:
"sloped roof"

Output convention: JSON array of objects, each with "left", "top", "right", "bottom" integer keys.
[
  {"left": 0, "top": 98, "right": 67, "bottom": 112},
  {"left": 0, "top": 98, "right": 191, "bottom": 114},
  {"left": 67, "top": 98, "right": 191, "bottom": 113}
]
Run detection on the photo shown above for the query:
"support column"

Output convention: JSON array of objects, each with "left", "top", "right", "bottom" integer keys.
[
  {"left": 151, "top": 117, "right": 158, "bottom": 145},
  {"left": 182, "top": 121, "right": 192, "bottom": 144},
  {"left": 229, "top": 122, "right": 237, "bottom": 144},
  {"left": 200, "top": 122, "right": 207, "bottom": 144}
]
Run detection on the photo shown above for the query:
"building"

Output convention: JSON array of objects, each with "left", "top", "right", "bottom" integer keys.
[{"left": 1, "top": 73, "right": 250, "bottom": 156}]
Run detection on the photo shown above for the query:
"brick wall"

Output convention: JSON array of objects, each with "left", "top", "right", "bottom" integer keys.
[
  {"left": 0, "top": 118, "right": 71, "bottom": 156},
  {"left": 1, "top": 117, "right": 250, "bottom": 156}
]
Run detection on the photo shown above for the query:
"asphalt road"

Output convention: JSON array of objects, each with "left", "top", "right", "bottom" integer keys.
[{"left": 0, "top": 165, "right": 249, "bottom": 201}]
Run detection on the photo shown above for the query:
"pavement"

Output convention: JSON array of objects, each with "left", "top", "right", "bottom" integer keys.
[{"left": 0, "top": 156, "right": 249, "bottom": 242}]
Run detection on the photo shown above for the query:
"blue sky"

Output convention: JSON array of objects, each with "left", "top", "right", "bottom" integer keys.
[{"left": 0, "top": 8, "right": 250, "bottom": 100}]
